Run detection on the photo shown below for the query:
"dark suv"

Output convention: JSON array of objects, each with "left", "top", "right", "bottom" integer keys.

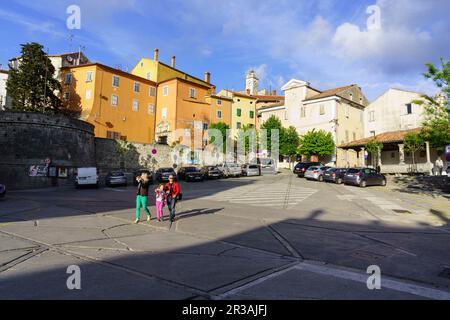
[
  {"left": 344, "top": 168, "right": 387, "bottom": 188},
  {"left": 323, "top": 168, "right": 348, "bottom": 184},
  {"left": 178, "top": 167, "right": 205, "bottom": 182},
  {"left": 294, "top": 162, "right": 323, "bottom": 177}
]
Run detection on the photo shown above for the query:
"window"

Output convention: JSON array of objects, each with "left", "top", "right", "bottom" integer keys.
[
  {"left": 147, "top": 104, "right": 155, "bottom": 115},
  {"left": 149, "top": 87, "right": 156, "bottom": 97},
  {"left": 132, "top": 100, "right": 139, "bottom": 112},
  {"left": 64, "top": 92, "right": 70, "bottom": 101},
  {"left": 64, "top": 73, "right": 72, "bottom": 85},
  {"left": 217, "top": 110, "right": 222, "bottom": 119},
  {"left": 86, "top": 71, "right": 93, "bottom": 82},
  {"left": 406, "top": 103, "right": 412, "bottom": 114},
  {"left": 112, "top": 75, "right": 120, "bottom": 87},
  {"left": 300, "top": 107, "right": 306, "bottom": 118},
  {"left": 163, "top": 86, "right": 169, "bottom": 96},
  {"left": 370, "top": 130, "right": 376, "bottom": 137},
  {"left": 134, "top": 82, "right": 140, "bottom": 93},
  {"left": 107, "top": 131, "right": 121, "bottom": 140},
  {"left": 203, "top": 123, "right": 208, "bottom": 130},
  {"left": 249, "top": 111, "right": 254, "bottom": 119},
  {"left": 236, "top": 122, "right": 242, "bottom": 129},
  {"left": 85, "top": 89, "right": 91, "bottom": 100},
  {"left": 162, "top": 108, "right": 168, "bottom": 119},
  {"left": 369, "top": 111, "right": 375, "bottom": 122},
  {"left": 111, "top": 94, "right": 118, "bottom": 107},
  {"left": 319, "top": 104, "right": 325, "bottom": 115},
  {"left": 146, "top": 72, "right": 151, "bottom": 80},
  {"left": 217, "top": 99, "right": 222, "bottom": 105},
  {"left": 189, "top": 88, "right": 196, "bottom": 98},
  {"left": 249, "top": 124, "right": 254, "bottom": 128},
  {"left": 237, "top": 108, "right": 242, "bottom": 117}
]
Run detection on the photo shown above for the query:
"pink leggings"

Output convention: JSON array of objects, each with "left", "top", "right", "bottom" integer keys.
[{"left": 156, "top": 201, "right": 164, "bottom": 219}]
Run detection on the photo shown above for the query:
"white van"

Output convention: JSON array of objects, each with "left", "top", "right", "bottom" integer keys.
[{"left": 75, "top": 167, "right": 99, "bottom": 188}]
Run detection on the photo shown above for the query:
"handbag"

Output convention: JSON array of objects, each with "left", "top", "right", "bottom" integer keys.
[{"left": 177, "top": 193, "right": 183, "bottom": 201}]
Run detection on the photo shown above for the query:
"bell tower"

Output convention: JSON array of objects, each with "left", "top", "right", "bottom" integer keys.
[{"left": 245, "top": 70, "right": 259, "bottom": 95}]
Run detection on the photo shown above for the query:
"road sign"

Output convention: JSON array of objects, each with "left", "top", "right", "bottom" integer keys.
[
  {"left": 445, "top": 145, "right": 450, "bottom": 162},
  {"left": 152, "top": 148, "right": 157, "bottom": 155}
]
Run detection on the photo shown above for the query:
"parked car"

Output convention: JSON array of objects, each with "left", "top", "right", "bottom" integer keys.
[
  {"left": 294, "top": 162, "right": 323, "bottom": 177},
  {"left": 242, "top": 164, "right": 260, "bottom": 176},
  {"left": 447, "top": 164, "right": 450, "bottom": 177},
  {"left": 344, "top": 168, "right": 387, "bottom": 188},
  {"left": 323, "top": 168, "right": 348, "bottom": 184},
  {"left": 201, "top": 166, "right": 221, "bottom": 179},
  {"left": 259, "top": 158, "right": 277, "bottom": 175},
  {"left": 218, "top": 163, "right": 242, "bottom": 178},
  {"left": 0, "top": 184, "right": 5, "bottom": 198},
  {"left": 75, "top": 167, "right": 99, "bottom": 188},
  {"left": 304, "top": 166, "right": 327, "bottom": 181},
  {"left": 178, "top": 167, "right": 205, "bottom": 182},
  {"left": 105, "top": 171, "right": 127, "bottom": 187},
  {"left": 155, "top": 167, "right": 177, "bottom": 183},
  {"left": 133, "top": 169, "right": 153, "bottom": 186}
]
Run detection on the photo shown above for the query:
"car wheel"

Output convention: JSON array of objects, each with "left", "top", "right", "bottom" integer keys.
[
  {"left": 337, "top": 178, "right": 343, "bottom": 184},
  {"left": 381, "top": 179, "right": 387, "bottom": 187},
  {"left": 318, "top": 175, "right": 324, "bottom": 182},
  {"left": 360, "top": 180, "right": 367, "bottom": 188}
]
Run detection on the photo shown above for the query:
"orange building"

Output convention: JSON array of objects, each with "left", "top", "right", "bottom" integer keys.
[
  {"left": 61, "top": 63, "right": 157, "bottom": 143},
  {"left": 155, "top": 77, "right": 232, "bottom": 147}
]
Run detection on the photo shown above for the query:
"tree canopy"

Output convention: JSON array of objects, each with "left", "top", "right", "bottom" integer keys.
[{"left": 298, "top": 129, "right": 335, "bottom": 157}]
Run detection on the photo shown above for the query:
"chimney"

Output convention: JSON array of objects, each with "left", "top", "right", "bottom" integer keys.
[
  {"left": 204, "top": 72, "right": 211, "bottom": 83},
  {"left": 153, "top": 49, "right": 159, "bottom": 61},
  {"left": 171, "top": 56, "right": 176, "bottom": 68},
  {"left": 272, "top": 90, "right": 277, "bottom": 96}
]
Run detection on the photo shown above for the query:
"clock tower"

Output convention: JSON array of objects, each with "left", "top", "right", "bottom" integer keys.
[{"left": 245, "top": 70, "right": 259, "bottom": 95}]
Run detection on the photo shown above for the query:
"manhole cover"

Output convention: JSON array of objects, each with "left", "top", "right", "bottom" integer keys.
[
  {"left": 393, "top": 209, "right": 412, "bottom": 214},
  {"left": 351, "top": 251, "right": 386, "bottom": 261},
  {"left": 438, "top": 268, "right": 450, "bottom": 279}
]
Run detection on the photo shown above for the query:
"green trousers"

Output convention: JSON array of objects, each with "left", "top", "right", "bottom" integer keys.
[{"left": 136, "top": 195, "right": 151, "bottom": 220}]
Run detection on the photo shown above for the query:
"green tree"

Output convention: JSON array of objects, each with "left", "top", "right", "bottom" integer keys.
[
  {"left": 208, "top": 122, "right": 230, "bottom": 153},
  {"left": 6, "top": 42, "right": 63, "bottom": 115},
  {"left": 365, "top": 139, "right": 383, "bottom": 168},
  {"left": 260, "top": 115, "right": 283, "bottom": 154},
  {"left": 404, "top": 132, "right": 425, "bottom": 172},
  {"left": 413, "top": 58, "right": 450, "bottom": 154},
  {"left": 235, "top": 124, "right": 256, "bottom": 157},
  {"left": 298, "top": 129, "right": 335, "bottom": 160},
  {"left": 280, "top": 126, "right": 300, "bottom": 169}
]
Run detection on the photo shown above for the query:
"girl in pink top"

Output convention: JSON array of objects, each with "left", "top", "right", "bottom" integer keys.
[{"left": 155, "top": 184, "right": 166, "bottom": 222}]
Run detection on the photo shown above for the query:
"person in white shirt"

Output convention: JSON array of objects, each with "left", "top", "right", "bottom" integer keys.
[{"left": 435, "top": 157, "right": 444, "bottom": 176}]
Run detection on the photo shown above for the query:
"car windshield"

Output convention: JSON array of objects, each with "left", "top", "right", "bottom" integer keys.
[
  {"left": 308, "top": 167, "right": 319, "bottom": 171},
  {"left": 347, "top": 169, "right": 360, "bottom": 174},
  {"left": 249, "top": 165, "right": 258, "bottom": 169},
  {"left": 161, "top": 168, "right": 174, "bottom": 173},
  {"left": 326, "top": 168, "right": 337, "bottom": 172},
  {"left": 111, "top": 172, "right": 124, "bottom": 176},
  {"left": 185, "top": 167, "right": 197, "bottom": 172}
]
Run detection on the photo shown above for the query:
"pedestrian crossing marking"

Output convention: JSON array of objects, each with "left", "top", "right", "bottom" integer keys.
[{"left": 200, "top": 183, "right": 318, "bottom": 209}]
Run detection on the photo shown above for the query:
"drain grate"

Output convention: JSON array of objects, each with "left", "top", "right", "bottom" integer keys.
[
  {"left": 438, "top": 268, "right": 450, "bottom": 279},
  {"left": 393, "top": 209, "right": 412, "bottom": 214}
]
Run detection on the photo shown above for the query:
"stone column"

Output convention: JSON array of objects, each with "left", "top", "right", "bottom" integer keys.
[
  {"left": 425, "top": 141, "right": 432, "bottom": 175},
  {"left": 377, "top": 148, "right": 382, "bottom": 167},
  {"left": 398, "top": 144, "right": 405, "bottom": 165},
  {"left": 360, "top": 148, "right": 366, "bottom": 167}
]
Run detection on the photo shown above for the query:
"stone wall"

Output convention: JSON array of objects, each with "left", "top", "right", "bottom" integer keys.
[{"left": 0, "top": 111, "right": 96, "bottom": 190}]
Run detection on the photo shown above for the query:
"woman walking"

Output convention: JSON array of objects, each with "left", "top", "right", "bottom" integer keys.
[
  {"left": 154, "top": 184, "right": 166, "bottom": 222},
  {"left": 135, "top": 172, "right": 151, "bottom": 224},
  {"left": 164, "top": 175, "right": 180, "bottom": 223}
]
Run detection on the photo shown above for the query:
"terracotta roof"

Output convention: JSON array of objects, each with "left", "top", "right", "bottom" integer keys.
[
  {"left": 339, "top": 128, "right": 422, "bottom": 149},
  {"left": 221, "top": 90, "right": 257, "bottom": 99},
  {"left": 257, "top": 102, "right": 285, "bottom": 112},
  {"left": 304, "top": 85, "right": 356, "bottom": 102},
  {"left": 255, "top": 95, "right": 285, "bottom": 102},
  {"left": 158, "top": 76, "right": 212, "bottom": 89}
]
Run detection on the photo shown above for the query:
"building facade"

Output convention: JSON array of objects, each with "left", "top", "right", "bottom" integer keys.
[
  {"left": 282, "top": 79, "right": 369, "bottom": 167},
  {"left": 0, "top": 69, "right": 8, "bottom": 110},
  {"left": 61, "top": 63, "right": 157, "bottom": 144},
  {"left": 364, "top": 88, "right": 425, "bottom": 137}
]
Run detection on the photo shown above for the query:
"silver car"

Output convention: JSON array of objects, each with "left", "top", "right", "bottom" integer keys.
[
  {"left": 105, "top": 171, "right": 127, "bottom": 187},
  {"left": 242, "top": 164, "right": 260, "bottom": 177},
  {"left": 304, "top": 166, "right": 332, "bottom": 182}
]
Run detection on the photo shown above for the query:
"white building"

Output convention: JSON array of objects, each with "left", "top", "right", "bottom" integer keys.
[
  {"left": 0, "top": 69, "right": 8, "bottom": 110},
  {"left": 364, "top": 88, "right": 425, "bottom": 137},
  {"left": 281, "top": 79, "right": 369, "bottom": 166}
]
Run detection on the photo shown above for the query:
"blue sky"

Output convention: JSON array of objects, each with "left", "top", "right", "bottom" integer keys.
[{"left": 1, "top": 0, "right": 449, "bottom": 100}]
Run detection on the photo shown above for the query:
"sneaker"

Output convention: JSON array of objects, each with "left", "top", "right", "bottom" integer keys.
[
  {"left": 147, "top": 216, "right": 151, "bottom": 222},
  {"left": 134, "top": 219, "right": 140, "bottom": 224}
]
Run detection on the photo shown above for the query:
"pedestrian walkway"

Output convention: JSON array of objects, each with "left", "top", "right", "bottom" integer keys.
[{"left": 200, "top": 183, "right": 318, "bottom": 209}]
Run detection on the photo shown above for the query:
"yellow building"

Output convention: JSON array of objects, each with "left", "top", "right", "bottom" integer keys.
[
  {"left": 61, "top": 63, "right": 157, "bottom": 144},
  {"left": 155, "top": 77, "right": 232, "bottom": 147},
  {"left": 132, "top": 49, "right": 214, "bottom": 89},
  {"left": 217, "top": 89, "right": 257, "bottom": 138}
]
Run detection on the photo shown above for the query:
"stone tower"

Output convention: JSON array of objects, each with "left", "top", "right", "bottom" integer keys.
[{"left": 245, "top": 70, "right": 259, "bottom": 95}]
